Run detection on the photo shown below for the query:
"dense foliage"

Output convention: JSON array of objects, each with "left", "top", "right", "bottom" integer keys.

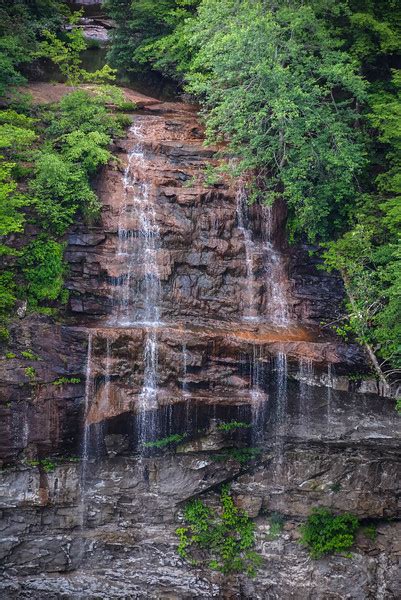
[
  {"left": 299, "top": 508, "right": 359, "bottom": 558},
  {"left": 106, "top": 0, "right": 401, "bottom": 378},
  {"left": 176, "top": 485, "right": 262, "bottom": 576},
  {"left": 104, "top": 0, "right": 200, "bottom": 78},
  {"left": 0, "top": 89, "right": 127, "bottom": 325},
  {"left": 0, "top": 0, "right": 65, "bottom": 96},
  {"left": 0, "top": 3, "right": 129, "bottom": 334}
]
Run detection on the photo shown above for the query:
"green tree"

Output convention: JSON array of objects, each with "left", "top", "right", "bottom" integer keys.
[
  {"left": 104, "top": 0, "right": 199, "bottom": 77},
  {"left": 184, "top": 0, "right": 366, "bottom": 242},
  {"left": 36, "top": 11, "right": 116, "bottom": 86},
  {"left": 0, "top": 0, "right": 65, "bottom": 97}
]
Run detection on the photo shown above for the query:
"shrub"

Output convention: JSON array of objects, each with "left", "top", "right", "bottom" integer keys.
[
  {"left": 45, "top": 90, "right": 124, "bottom": 139},
  {"left": 31, "top": 153, "right": 99, "bottom": 233},
  {"left": 0, "top": 271, "right": 16, "bottom": 315},
  {"left": 299, "top": 508, "right": 359, "bottom": 559},
  {"left": 176, "top": 485, "right": 262, "bottom": 576},
  {"left": 20, "top": 237, "right": 66, "bottom": 306}
]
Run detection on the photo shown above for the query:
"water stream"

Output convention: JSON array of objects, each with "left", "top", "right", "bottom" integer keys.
[
  {"left": 275, "top": 351, "right": 288, "bottom": 478},
  {"left": 299, "top": 358, "right": 314, "bottom": 436},
  {"left": 236, "top": 186, "right": 259, "bottom": 321},
  {"left": 262, "top": 205, "right": 290, "bottom": 326},
  {"left": 112, "top": 124, "right": 162, "bottom": 446}
]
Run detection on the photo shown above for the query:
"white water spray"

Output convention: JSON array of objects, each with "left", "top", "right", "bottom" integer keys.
[{"left": 236, "top": 186, "right": 259, "bottom": 321}]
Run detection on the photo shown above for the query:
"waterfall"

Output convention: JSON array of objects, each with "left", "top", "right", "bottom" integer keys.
[
  {"left": 275, "top": 352, "right": 288, "bottom": 476},
  {"left": 182, "top": 343, "right": 190, "bottom": 397},
  {"left": 299, "top": 358, "right": 313, "bottom": 436},
  {"left": 262, "top": 205, "right": 289, "bottom": 327},
  {"left": 112, "top": 123, "right": 162, "bottom": 447},
  {"left": 138, "top": 328, "right": 158, "bottom": 446},
  {"left": 181, "top": 343, "right": 193, "bottom": 432},
  {"left": 236, "top": 186, "right": 259, "bottom": 321},
  {"left": 113, "top": 124, "right": 161, "bottom": 327},
  {"left": 82, "top": 333, "right": 93, "bottom": 470},
  {"left": 79, "top": 331, "right": 93, "bottom": 530},
  {"left": 327, "top": 363, "right": 334, "bottom": 430}
]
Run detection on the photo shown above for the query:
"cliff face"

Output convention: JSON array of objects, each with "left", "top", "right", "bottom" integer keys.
[{"left": 0, "top": 91, "right": 400, "bottom": 599}]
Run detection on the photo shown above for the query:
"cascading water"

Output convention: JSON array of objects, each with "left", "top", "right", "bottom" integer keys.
[
  {"left": 299, "top": 358, "right": 314, "bottom": 436},
  {"left": 182, "top": 343, "right": 190, "bottom": 397},
  {"left": 234, "top": 183, "right": 290, "bottom": 326},
  {"left": 262, "top": 205, "right": 289, "bottom": 327},
  {"left": 326, "top": 363, "right": 334, "bottom": 430},
  {"left": 112, "top": 123, "right": 162, "bottom": 447},
  {"left": 236, "top": 186, "right": 259, "bottom": 321},
  {"left": 275, "top": 351, "right": 288, "bottom": 477},
  {"left": 250, "top": 344, "right": 267, "bottom": 444},
  {"left": 80, "top": 332, "right": 93, "bottom": 526},
  {"left": 113, "top": 124, "right": 161, "bottom": 327}
]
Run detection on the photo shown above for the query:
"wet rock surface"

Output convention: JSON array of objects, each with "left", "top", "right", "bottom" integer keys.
[{"left": 1, "top": 90, "right": 400, "bottom": 598}]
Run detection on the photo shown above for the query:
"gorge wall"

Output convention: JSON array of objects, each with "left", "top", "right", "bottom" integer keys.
[{"left": 0, "top": 90, "right": 400, "bottom": 599}]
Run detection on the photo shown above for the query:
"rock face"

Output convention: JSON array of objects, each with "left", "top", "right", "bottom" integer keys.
[{"left": 1, "top": 91, "right": 400, "bottom": 599}]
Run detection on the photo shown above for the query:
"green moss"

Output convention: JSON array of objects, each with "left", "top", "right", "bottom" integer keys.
[
  {"left": 299, "top": 508, "right": 359, "bottom": 559},
  {"left": 5, "top": 352, "right": 16, "bottom": 359}
]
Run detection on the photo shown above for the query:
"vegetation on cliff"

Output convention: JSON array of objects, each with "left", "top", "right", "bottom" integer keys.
[
  {"left": 300, "top": 508, "right": 359, "bottom": 559},
  {"left": 176, "top": 484, "right": 261, "bottom": 576},
  {"left": 0, "top": 1, "right": 128, "bottom": 335},
  {"left": 105, "top": 0, "right": 401, "bottom": 377}
]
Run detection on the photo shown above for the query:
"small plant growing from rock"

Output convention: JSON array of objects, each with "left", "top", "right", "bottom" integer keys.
[
  {"left": 212, "top": 447, "right": 261, "bottom": 465},
  {"left": 53, "top": 376, "right": 81, "bottom": 386},
  {"left": 266, "top": 512, "right": 284, "bottom": 540},
  {"left": 299, "top": 508, "right": 359, "bottom": 558},
  {"left": 361, "top": 523, "right": 377, "bottom": 541},
  {"left": 21, "top": 350, "right": 39, "bottom": 360},
  {"left": 5, "top": 352, "right": 16, "bottom": 359},
  {"left": 216, "top": 420, "right": 251, "bottom": 432},
  {"left": 26, "top": 458, "right": 56, "bottom": 472},
  {"left": 176, "top": 485, "right": 262, "bottom": 576},
  {"left": 144, "top": 433, "right": 186, "bottom": 449},
  {"left": 24, "top": 366, "right": 37, "bottom": 382}
]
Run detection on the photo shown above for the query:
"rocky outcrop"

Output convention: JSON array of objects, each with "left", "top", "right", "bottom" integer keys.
[
  {"left": 64, "top": 103, "right": 343, "bottom": 328},
  {"left": 1, "top": 88, "right": 400, "bottom": 599},
  {"left": 0, "top": 412, "right": 400, "bottom": 599}
]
